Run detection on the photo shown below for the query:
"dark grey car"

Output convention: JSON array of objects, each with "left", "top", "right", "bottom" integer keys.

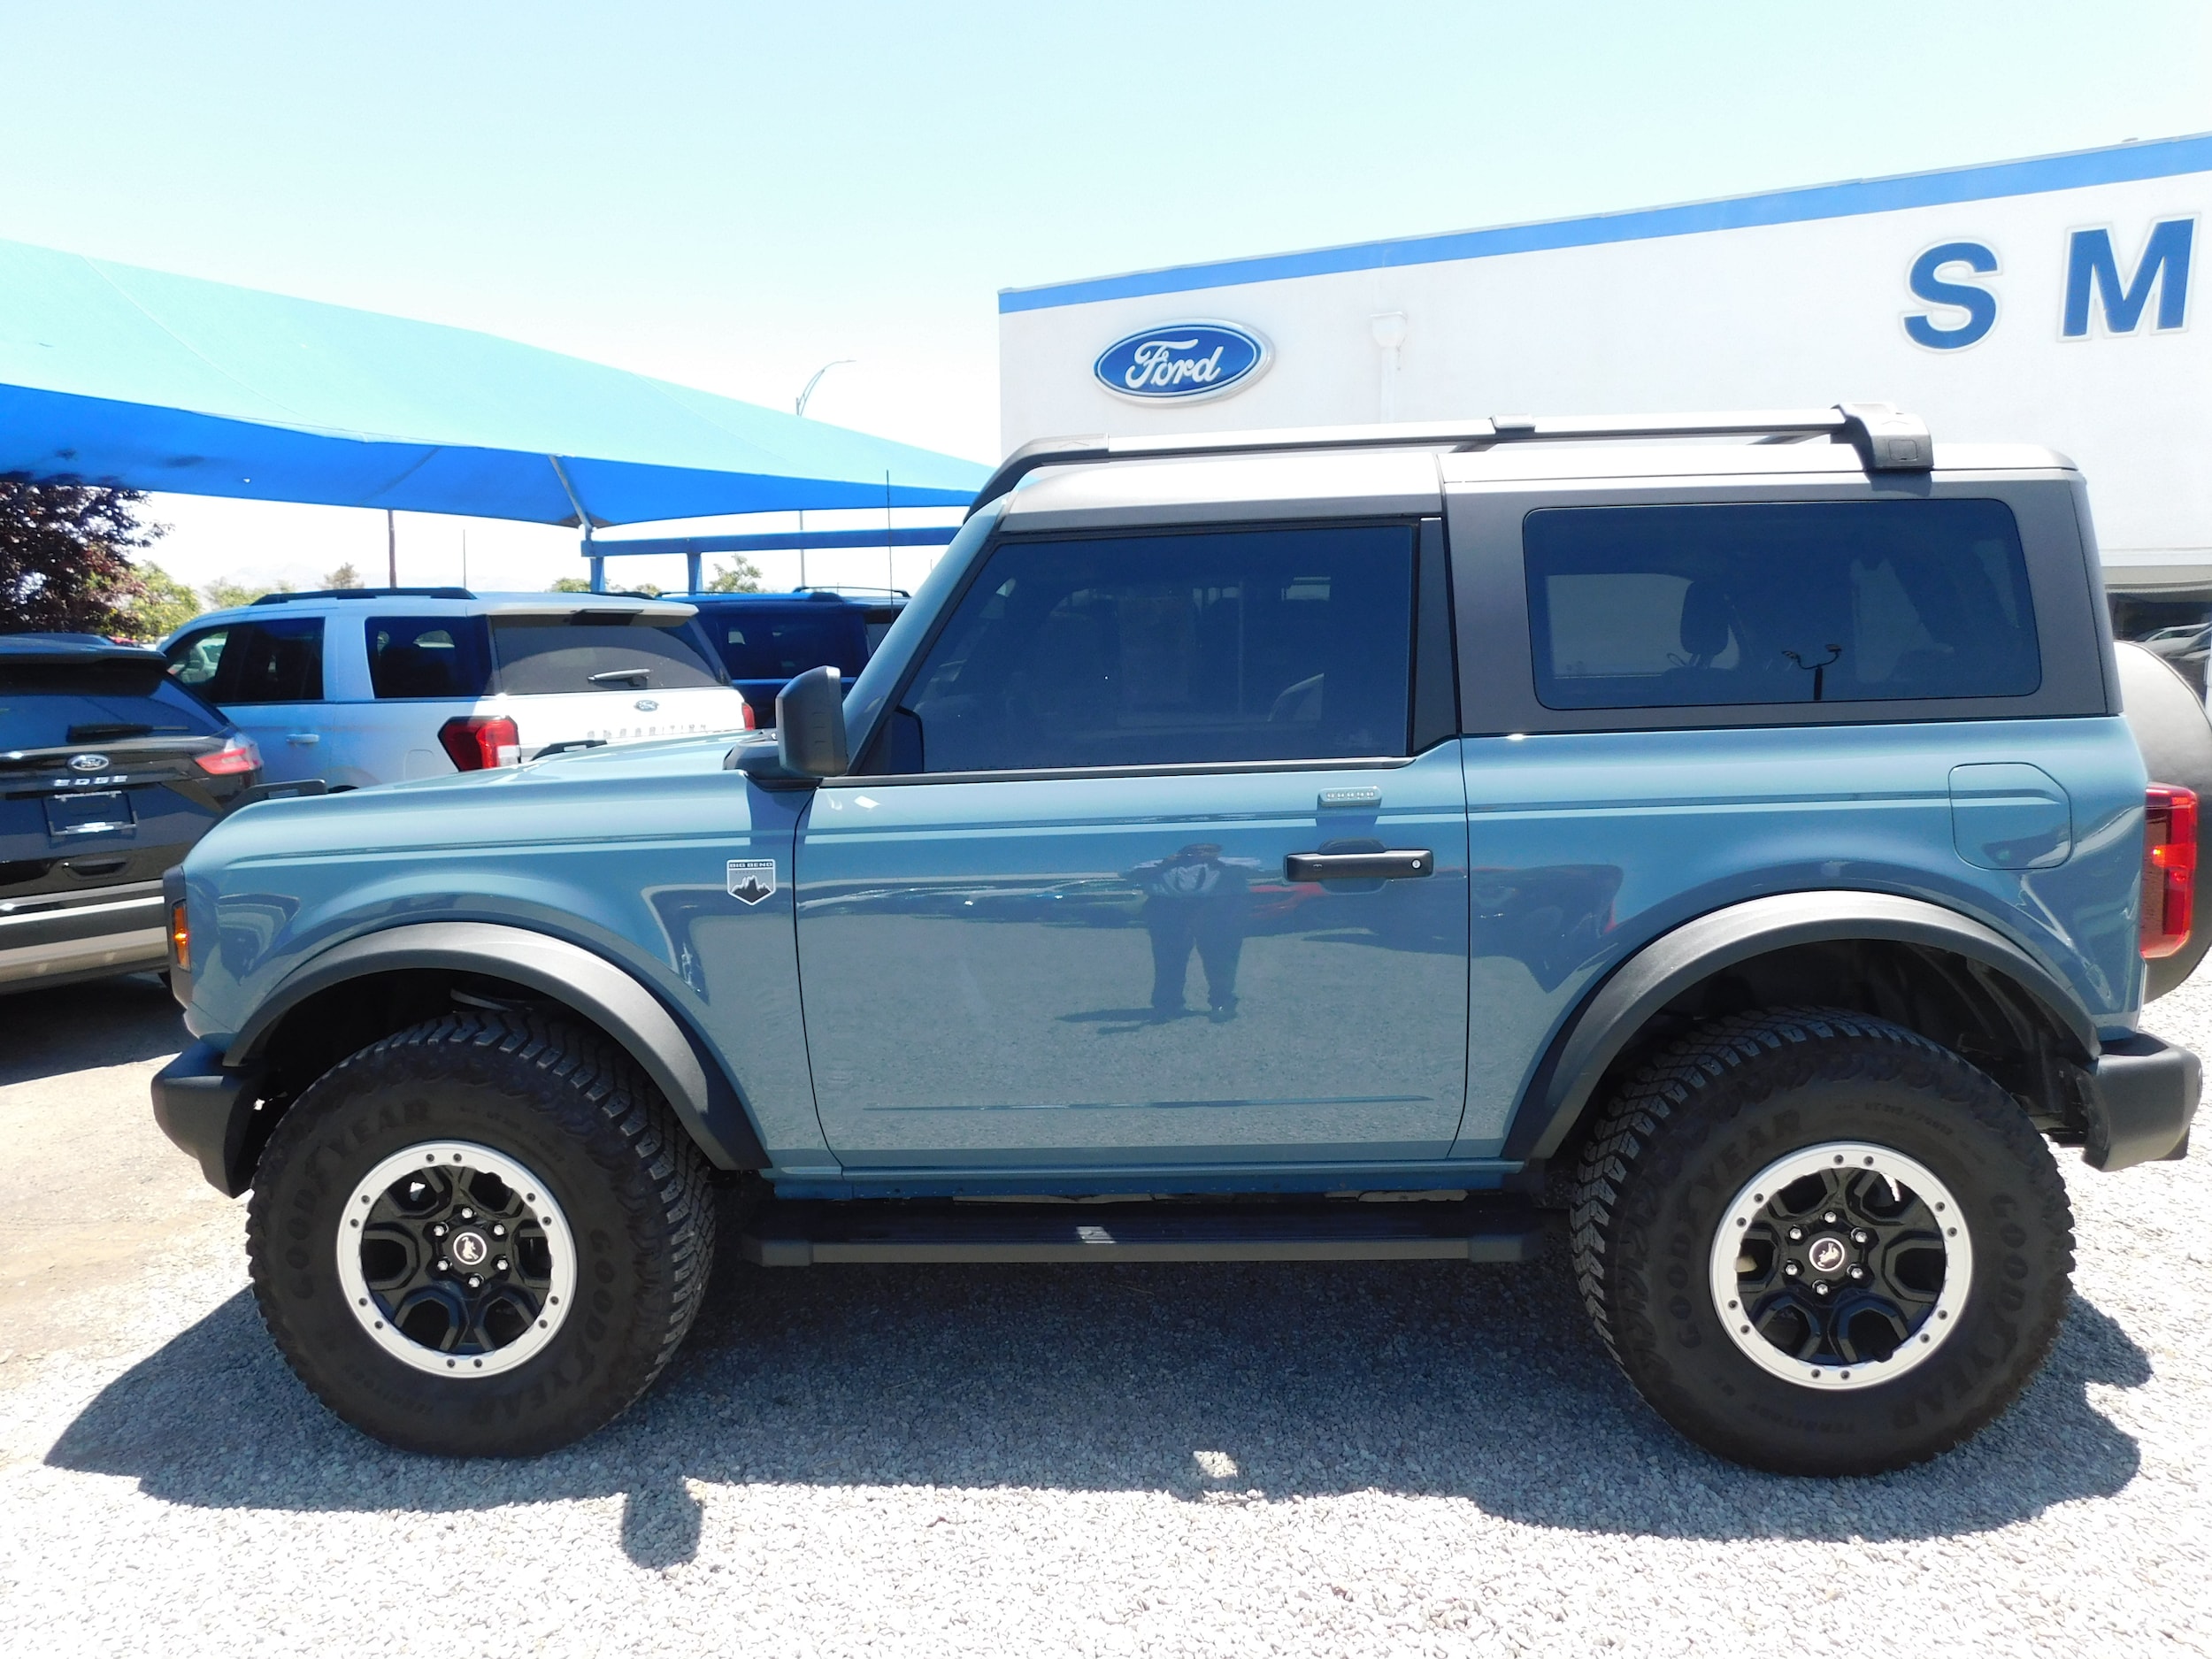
[{"left": 1, "top": 634, "right": 262, "bottom": 993}]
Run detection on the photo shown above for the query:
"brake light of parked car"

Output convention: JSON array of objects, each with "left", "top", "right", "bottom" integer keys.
[
  {"left": 438, "top": 714, "right": 522, "bottom": 772},
  {"left": 2141, "top": 784, "right": 2199, "bottom": 958},
  {"left": 741, "top": 699, "right": 757, "bottom": 730},
  {"left": 168, "top": 901, "right": 191, "bottom": 972},
  {"left": 194, "top": 740, "right": 262, "bottom": 776}
]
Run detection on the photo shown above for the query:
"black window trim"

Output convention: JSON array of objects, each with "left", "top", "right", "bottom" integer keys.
[{"left": 850, "top": 513, "right": 1443, "bottom": 780}]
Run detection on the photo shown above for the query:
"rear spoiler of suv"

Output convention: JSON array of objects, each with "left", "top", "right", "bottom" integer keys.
[{"left": 969, "top": 402, "right": 1932, "bottom": 515}]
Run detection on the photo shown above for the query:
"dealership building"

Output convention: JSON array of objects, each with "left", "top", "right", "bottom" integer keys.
[{"left": 999, "top": 134, "right": 2209, "bottom": 624}]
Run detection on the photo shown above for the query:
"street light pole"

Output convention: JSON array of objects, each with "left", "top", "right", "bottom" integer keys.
[{"left": 386, "top": 510, "right": 396, "bottom": 588}]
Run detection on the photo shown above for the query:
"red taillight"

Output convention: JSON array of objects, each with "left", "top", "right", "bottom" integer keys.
[
  {"left": 195, "top": 740, "right": 260, "bottom": 776},
  {"left": 741, "top": 698, "right": 757, "bottom": 731},
  {"left": 438, "top": 715, "right": 521, "bottom": 772},
  {"left": 2142, "top": 784, "right": 2199, "bottom": 958}
]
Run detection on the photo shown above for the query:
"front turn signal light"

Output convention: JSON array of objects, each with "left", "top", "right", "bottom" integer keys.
[{"left": 169, "top": 901, "right": 191, "bottom": 972}]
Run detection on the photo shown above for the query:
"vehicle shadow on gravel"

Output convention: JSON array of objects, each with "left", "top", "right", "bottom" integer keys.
[
  {"left": 0, "top": 973, "right": 185, "bottom": 1087},
  {"left": 48, "top": 1206, "right": 2151, "bottom": 1566}
]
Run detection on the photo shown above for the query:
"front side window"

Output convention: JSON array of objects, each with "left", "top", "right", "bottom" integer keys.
[
  {"left": 882, "top": 523, "right": 1417, "bottom": 772},
  {"left": 165, "top": 618, "right": 325, "bottom": 704},
  {"left": 367, "top": 616, "right": 492, "bottom": 699},
  {"left": 1526, "top": 500, "right": 2040, "bottom": 710},
  {"left": 488, "top": 617, "right": 726, "bottom": 695}
]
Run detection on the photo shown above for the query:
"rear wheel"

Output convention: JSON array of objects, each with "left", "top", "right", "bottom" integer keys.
[
  {"left": 247, "top": 1010, "right": 715, "bottom": 1456},
  {"left": 1570, "top": 1007, "right": 2073, "bottom": 1475}
]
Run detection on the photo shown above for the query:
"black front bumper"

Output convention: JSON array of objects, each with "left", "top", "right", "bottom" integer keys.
[
  {"left": 150, "top": 1039, "right": 264, "bottom": 1196},
  {"left": 2084, "top": 1032, "right": 2202, "bottom": 1171}
]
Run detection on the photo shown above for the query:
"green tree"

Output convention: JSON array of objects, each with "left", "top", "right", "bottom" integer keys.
[
  {"left": 203, "top": 579, "right": 294, "bottom": 611},
  {"left": 703, "top": 556, "right": 763, "bottom": 593},
  {"left": 549, "top": 576, "right": 592, "bottom": 593},
  {"left": 0, "top": 480, "right": 156, "bottom": 634},
  {"left": 322, "top": 562, "right": 365, "bottom": 589},
  {"left": 111, "top": 561, "right": 202, "bottom": 641}
]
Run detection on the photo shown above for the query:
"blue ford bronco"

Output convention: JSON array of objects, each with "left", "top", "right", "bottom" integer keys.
[{"left": 152, "top": 406, "right": 2208, "bottom": 1475}]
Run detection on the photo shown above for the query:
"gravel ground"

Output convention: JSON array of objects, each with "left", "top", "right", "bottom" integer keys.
[{"left": 3, "top": 976, "right": 2211, "bottom": 1656}]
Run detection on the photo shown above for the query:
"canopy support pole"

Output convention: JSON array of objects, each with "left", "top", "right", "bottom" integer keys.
[
  {"left": 546, "top": 455, "right": 603, "bottom": 592},
  {"left": 686, "top": 550, "right": 703, "bottom": 594}
]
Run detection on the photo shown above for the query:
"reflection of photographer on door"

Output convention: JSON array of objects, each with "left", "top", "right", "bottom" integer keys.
[{"left": 1127, "top": 842, "right": 1262, "bottom": 1021}]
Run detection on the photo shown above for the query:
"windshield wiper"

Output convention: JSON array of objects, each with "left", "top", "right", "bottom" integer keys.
[{"left": 588, "top": 667, "right": 652, "bottom": 687}]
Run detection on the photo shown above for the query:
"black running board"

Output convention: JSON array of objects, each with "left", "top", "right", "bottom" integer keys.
[{"left": 740, "top": 1196, "right": 1550, "bottom": 1267}]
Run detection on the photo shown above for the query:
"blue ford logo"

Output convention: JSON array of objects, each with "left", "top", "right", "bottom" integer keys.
[
  {"left": 1094, "top": 322, "right": 1270, "bottom": 403},
  {"left": 70, "top": 754, "right": 110, "bottom": 772}
]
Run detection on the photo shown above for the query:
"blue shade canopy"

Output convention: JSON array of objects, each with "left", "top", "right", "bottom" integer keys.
[{"left": 0, "top": 239, "right": 987, "bottom": 526}]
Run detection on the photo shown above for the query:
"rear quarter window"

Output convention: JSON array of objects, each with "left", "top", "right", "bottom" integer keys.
[
  {"left": 1525, "top": 499, "right": 2040, "bottom": 710},
  {"left": 367, "top": 616, "right": 492, "bottom": 699},
  {"left": 489, "top": 617, "right": 727, "bottom": 695},
  {"left": 710, "top": 607, "right": 866, "bottom": 681}
]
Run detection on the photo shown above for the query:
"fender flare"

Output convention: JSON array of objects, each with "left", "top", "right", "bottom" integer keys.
[
  {"left": 1503, "top": 890, "right": 2101, "bottom": 1162},
  {"left": 226, "top": 921, "right": 768, "bottom": 1170}
]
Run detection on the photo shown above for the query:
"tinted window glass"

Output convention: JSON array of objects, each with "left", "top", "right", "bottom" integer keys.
[
  {"left": 0, "top": 657, "right": 227, "bottom": 749},
  {"left": 708, "top": 606, "right": 864, "bottom": 681},
  {"left": 367, "top": 616, "right": 493, "bottom": 699},
  {"left": 165, "top": 618, "right": 325, "bottom": 704},
  {"left": 1525, "top": 500, "right": 2040, "bottom": 710},
  {"left": 890, "top": 524, "right": 1416, "bottom": 772},
  {"left": 488, "top": 617, "right": 726, "bottom": 695}
]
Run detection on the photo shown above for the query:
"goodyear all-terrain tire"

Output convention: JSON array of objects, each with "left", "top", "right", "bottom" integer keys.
[
  {"left": 1570, "top": 1007, "right": 2073, "bottom": 1476},
  {"left": 246, "top": 1010, "right": 716, "bottom": 1456}
]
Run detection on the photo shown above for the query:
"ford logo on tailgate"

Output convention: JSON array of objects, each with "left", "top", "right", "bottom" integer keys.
[{"left": 1094, "top": 321, "right": 1270, "bottom": 403}]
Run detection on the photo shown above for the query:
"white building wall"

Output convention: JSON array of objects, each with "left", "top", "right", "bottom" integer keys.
[{"left": 1000, "top": 143, "right": 2209, "bottom": 586}]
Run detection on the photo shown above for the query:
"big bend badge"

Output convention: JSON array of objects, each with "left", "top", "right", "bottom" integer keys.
[{"left": 726, "top": 859, "right": 777, "bottom": 905}]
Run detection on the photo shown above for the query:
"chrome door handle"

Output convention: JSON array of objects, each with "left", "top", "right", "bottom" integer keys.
[
  {"left": 285, "top": 732, "right": 321, "bottom": 745},
  {"left": 1285, "top": 849, "right": 1433, "bottom": 881}
]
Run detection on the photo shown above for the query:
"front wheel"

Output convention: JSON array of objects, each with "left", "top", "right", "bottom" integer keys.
[
  {"left": 1571, "top": 1007, "right": 2074, "bottom": 1475},
  {"left": 247, "top": 1010, "right": 716, "bottom": 1456}
]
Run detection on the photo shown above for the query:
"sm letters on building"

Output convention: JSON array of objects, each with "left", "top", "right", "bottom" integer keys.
[{"left": 1904, "top": 218, "right": 2194, "bottom": 349}]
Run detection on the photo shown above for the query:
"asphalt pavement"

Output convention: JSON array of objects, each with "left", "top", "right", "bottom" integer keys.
[{"left": 2, "top": 972, "right": 2208, "bottom": 1656}]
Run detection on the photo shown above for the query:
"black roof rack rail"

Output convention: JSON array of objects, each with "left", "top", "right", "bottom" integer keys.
[
  {"left": 249, "top": 587, "right": 477, "bottom": 604},
  {"left": 967, "top": 403, "right": 1932, "bottom": 514}
]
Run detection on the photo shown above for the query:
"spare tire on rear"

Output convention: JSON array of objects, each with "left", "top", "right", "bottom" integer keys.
[{"left": 2116, "top": 640, "right": 2212, "bottom": 999}]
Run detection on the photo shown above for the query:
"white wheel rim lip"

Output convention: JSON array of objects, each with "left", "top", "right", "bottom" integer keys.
[
  {"left": 1709, "top": 1140, "right": 1972, "bottom": 1393},
  {"left": 335, "top": 1140, "right": 577, "bottom": 1379}
]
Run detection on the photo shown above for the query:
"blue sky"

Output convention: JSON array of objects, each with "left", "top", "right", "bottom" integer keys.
[{"left": 3, "top": 1, "right": 2207, "bottom": 594}]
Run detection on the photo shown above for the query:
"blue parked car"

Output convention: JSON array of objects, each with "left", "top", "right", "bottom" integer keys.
[
  {"left": 151, "top": 406, "right": 2207, "bottom": 1475},
  {"left": 688, "top": 589, "right": 905, "bottom": 727}
]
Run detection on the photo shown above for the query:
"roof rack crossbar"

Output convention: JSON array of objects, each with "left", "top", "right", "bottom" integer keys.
[{"left": 967, "top": 402, "right": 1932, "bottom": 513}]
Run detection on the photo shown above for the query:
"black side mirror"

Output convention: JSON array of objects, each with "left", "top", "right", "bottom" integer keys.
[{"left": 776, "top": 666, "right": 849, "bottom": 778}]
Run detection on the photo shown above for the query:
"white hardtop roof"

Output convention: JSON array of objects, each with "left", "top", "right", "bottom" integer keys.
[{"left": 1001, "top": 431, "right": 2075, "bottom": 533}]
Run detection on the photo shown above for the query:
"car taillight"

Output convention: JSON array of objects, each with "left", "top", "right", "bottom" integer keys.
[
  {"left": 438, "top": 715, "right": 521, "bottom": 772},
  {"left": 195, "top": 739, "right": 261, "bottom": 776},
  {"left": 741, "top": 699, "right": 757, "bottom": 731},
  {"left": 2142, "top": 785, "right": 2198, "bottom": 958},
  {"left": 169, "top": 901, "right": 191, "bottom": 972}
]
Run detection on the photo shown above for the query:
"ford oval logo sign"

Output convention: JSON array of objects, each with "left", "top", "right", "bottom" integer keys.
[
  {"left": 1094, "top": 321, "right": 1270, "bottom": 403},
  {"left": 70, "top": 754, "right": 110, "bottom": 772}
]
